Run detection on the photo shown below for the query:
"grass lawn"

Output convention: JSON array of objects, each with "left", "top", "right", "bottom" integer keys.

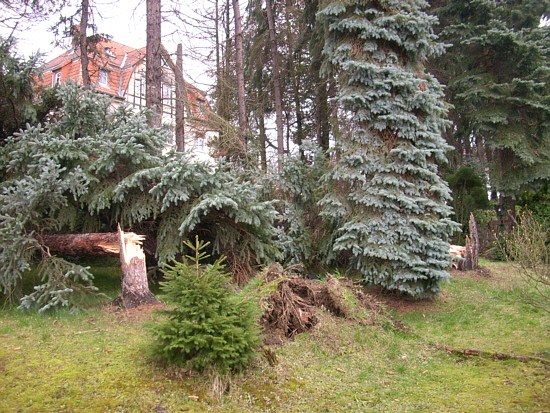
[{"left": 0, "top": 260, "right": 548, "bottom": 412}]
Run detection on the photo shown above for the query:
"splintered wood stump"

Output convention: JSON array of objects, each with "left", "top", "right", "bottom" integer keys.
[
  {"left": 38, "top": 229, "right": 158, "bottom": 309},
  {"left": 115, "top": 225, "right": 158, "bottom": 309},
  {"left": 452, "top": 213, "right": 480, "bottom": 271}
]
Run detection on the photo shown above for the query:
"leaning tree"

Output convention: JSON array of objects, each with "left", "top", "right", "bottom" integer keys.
[
  {"left": 318, "top": 0, "right": 459, "bottom": 298},
  {"left": 0, "top": 83, "right": 280, "bottom": 311}
]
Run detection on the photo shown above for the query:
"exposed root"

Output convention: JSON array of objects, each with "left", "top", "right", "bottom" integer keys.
[{"left": 259, "top": 267, "right": 395, "bottom": 345}]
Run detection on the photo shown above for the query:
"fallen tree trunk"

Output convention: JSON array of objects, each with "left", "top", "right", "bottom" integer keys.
[
  {"left": 38, "top": 233, "right": 120, "bottom": 256},
  {"left": 39, "top": 229, "right": 159, "bottom": 309}
]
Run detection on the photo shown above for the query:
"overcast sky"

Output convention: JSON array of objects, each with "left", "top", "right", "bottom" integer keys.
[{"left": 1, "top": 0, "right": 215, "bottom": 88}]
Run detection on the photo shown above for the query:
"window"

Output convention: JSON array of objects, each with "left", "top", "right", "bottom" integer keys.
[
  {"left": 52, "top": 70, "right": 61, "bottom": 86},
  {"left": 196, "top": 98, "right": 207, "bottom": 118},
  {"left": 194, "top": 133, "right": 205, "bottom": 151},
  {"left": 98, "top": 69, "right": 109, "bottom": 87},
  {"left": 104, "top": 47, "right": 116, "bottom": 58},
  {"left": 162, "top": 84, "right": 173, "bottom": 100},
  {"left": 139, "top": 77, "right": 146, "bottom": 97}
]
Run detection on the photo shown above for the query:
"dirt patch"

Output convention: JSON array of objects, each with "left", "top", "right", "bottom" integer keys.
[
  {"left": 259, "top": 270, "right": 392, "bottom": 345},
  {"left": 450, "top": 266, "right": 493, "bottom": 280},
  {"left": 102, "top": 302, "right": 166, "bottom": 323},
  {"left": 365, "top": 286, "right": 437, "bottom": 314}
]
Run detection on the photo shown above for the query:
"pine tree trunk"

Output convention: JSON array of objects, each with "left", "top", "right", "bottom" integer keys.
[
  {"left": 258, "top": 102, "right": 268, "bottom": 171},
  {"left": 266, "top": 0, "right": 284, "bottom": 173},
  {"left": 175, "top": 43, "right": 186, "bottom": 152},
  {"left": 146, "top": 0, "right": 163, "bottom": 127},
  {"left": 39, "top": 233, "right": 121, "bottom": 256},
  {"left": 232, "top": 0, "right": 248, "bottom": 153},
  {"left": 115, "top": 225, "right": 158, "bottom": 309},
  {"left": 38, "top": 230, "right": 158, "bottom": 309},
  {"left": 457, "top": 214, "right": 479, "bottom": 271},
  {"left": 79, "top": 0, "right": 91, "bottom": 89}
]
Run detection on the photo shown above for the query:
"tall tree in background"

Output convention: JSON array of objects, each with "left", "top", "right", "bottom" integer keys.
[
  {"left": 428, "top": 0, "right": 550, "bottom": 227},
  {"left": 265, "top": 0, "right": 284, "bottom": 172},
  {"left": 175, "top": 43, "right": 185, "bottom": 152},
  {"left": 146, "top": 0, "right": 163, "bottom": 127},
  {"left": 0, "top": 37, "right": 41, "bottom": 144},
  {"left": 305, "top": 0, "right": 331, "bottom": 152},
  {"left": 78, "top": 0, "right": 91, "bottom": 89},
  {"left": 319, "top": 0, "right": 458, "bottom": 298},
  {"left": 232, "top": 0, "right": 247, "bottom": 153}
]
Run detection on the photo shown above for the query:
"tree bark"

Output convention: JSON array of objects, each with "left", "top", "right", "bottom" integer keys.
[
  {"left": 38, "top": 233, "right": 121, "bottom": 256},
  {"left": 175, "top": 43, "right": 186, "bottom": 152},
  {"left": 79, "top": 0, "right": 91, "bottom": 89},
  {"left": 454, "top": 213, "right": 479, "bottom": 271},
  {"left": 115, "top": 225, "right": 158, "bottom": 309},
  {"left": 266, "top": 0, "right": 285, "bottom": 173},
  {"left": 146, "top": 0, "right": 163, "bottom": 127},
  {"left": 232, "top": 0, "right": 248, "bottom": 154},
  {"left": 38, "top": 229, "right": 158, "bottom": 309}
]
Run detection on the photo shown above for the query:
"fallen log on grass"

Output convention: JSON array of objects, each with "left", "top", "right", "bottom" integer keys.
[{"left": 433, "top": 344, "right": 550, "bottom": 365}]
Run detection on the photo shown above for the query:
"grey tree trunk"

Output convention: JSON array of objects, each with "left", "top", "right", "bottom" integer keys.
[
  {"left": 175, "top": 43, "right": 186, "bottom": 152},
  {"left": 79, "top": 0, "right": 91, "bottom": 89},
  {"left": 266, "top": 0, "right": 284, "bottom": 173},
  {"left": 146, "top": 0, "right": 163, "bottom": 127},
  {"left": 232, "top": 0, "right": 247, "bottom": 154}
]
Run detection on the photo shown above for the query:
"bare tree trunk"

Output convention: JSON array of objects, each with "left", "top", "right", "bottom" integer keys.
[
  {"left": 175, "top": 43, "right": 186, "bottom": 151},
  {"left": 215, "top": 0, "right": 220, "bottom": 79},
  {"left": 232, "top": 0, "right": 247, "bottom": 154},
  {"left": 316, "top": 78, "right": 330, "bottom": 151},
  {"left": 456, "top": 213, "right": 480, "bottom": 271},
  {"left": 115, "top": 225, "right": 158, "bottom": 309},
  {"left": 146, "top": 0, "right": 163, "bottom": 127},
  {"left": 39, "top": 233, "right": 120, "bottom": 256},
  {"left": 266, "top": 0, "right": 284, "bottom": 173},
  {"left": 216, "top": 0, "right": 232, "bottom": 121},
  {"left": 79, "top": 0, "right": 91, "bottom": 89},
  {"left": 258, "top": 102, "right": 267, "bottom": 171},
  {"left": 38, "top": 229, "right": 159, "bottom": 309}
]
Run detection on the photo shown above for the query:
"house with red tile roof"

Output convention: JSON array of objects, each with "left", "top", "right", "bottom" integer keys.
[{"left": 39, "top": 37, "right": 216, "bottom": 160}]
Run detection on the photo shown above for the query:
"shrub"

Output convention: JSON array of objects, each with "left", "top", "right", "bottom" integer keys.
[
  {"left": 148, "top": 237, "right": 261, "bottom": 373},
  {"left": 502, "top": 211, "right": 549, "bottom": 313}
]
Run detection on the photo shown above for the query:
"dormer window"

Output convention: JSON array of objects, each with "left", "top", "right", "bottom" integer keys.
[
  {"left": 98, "top": 69, "right": 109, "bottom": 87},
  {"left": 52, "top": 70, "right": 61, "bottom": 86},
  {"left": 104, "top": 47, "right": 116, "bottom": 58}
]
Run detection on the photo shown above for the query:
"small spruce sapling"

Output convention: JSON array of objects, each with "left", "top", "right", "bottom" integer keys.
[{"left": 149, "top": 237, "right": 261, "bottom": 373}]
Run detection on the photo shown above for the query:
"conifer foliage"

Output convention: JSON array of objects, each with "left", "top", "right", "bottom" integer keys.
[
  {"left": 429, "top": 0, "right": 550, "bottom": 199},
  {"left": 318, "top": 0, "right": 459, "bottom": 297},
  {"left": 148, "top": 237, "right": 261, "bottom": 373},
  {"left": 0, "top": 83, "right": 279, "bottom": 311}
]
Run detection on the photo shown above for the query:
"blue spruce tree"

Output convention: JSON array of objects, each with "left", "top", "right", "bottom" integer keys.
[{"left": 318, "top": 0, "right": 459, "bottom": 298}]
